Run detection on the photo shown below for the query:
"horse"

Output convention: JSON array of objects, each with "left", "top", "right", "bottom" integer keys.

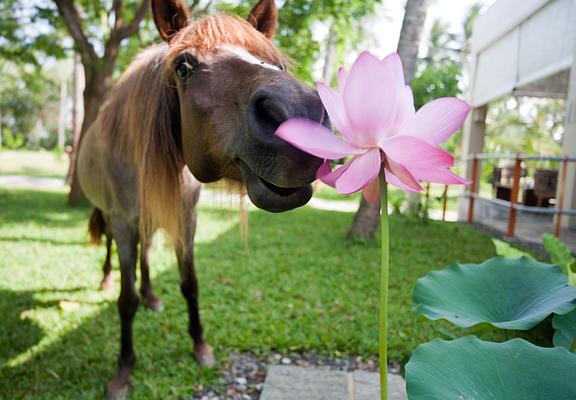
[{"left": 77, "top": 0, "right": 328, "bottom": 397}]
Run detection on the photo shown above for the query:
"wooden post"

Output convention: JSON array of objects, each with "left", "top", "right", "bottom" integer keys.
[
  {"left": 507, "top": 155, "right": 522, "bottom": 237},
  {"left": 467, "top": 156, "right": 479, "bottom": 224},
  {"left": 555, "top": 157, "right": 569, "bottom": 237},
  {"left": 442, "top": 184, "right": 448, "bottom": 221}
]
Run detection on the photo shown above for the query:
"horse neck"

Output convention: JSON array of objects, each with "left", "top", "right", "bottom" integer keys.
[{"left": 104, "top": 44, "right": 180, "bottom": 166}]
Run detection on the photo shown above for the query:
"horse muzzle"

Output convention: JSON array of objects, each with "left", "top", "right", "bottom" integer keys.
[{"left": 236, "top": 159, "right": 314, "bottom": 213}]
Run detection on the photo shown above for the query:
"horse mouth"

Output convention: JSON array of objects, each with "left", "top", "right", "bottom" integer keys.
[
  {"left": 236, "top": 160, "right": 313, "bottom": 213},
  {"left": 260, "top": 179, "right": 300, "bottom": 197}
]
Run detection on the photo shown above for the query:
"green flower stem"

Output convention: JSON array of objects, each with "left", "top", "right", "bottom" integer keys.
[
  {"left": 379, "top": 170, "right": 389, "bottom": 400},
  {"left": 570, "top": 336, "right": 576, "bottom": 353}
]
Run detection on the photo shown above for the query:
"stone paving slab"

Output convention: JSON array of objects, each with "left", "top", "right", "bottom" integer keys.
[
  {"left": 260, "top": 366, "right": 407, "bottom": 400},
  {"left": 352, "top": 370, "right": 406, "bottom": 400}
]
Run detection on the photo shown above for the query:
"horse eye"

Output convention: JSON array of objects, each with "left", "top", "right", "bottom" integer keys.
[{"left": 176, "top": 58, "right": 198, "bottom": 82}]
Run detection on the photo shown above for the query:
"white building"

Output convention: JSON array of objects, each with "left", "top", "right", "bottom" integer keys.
[{"left": 460, "top": 0, "right": 576, "bottom": 228}]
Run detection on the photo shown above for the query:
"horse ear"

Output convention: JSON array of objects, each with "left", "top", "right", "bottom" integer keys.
[
  {"left": 247, "top": 0, "right": 277, "bottom": 39},
  {"left": 151, "top": 0, "right": 191, "bottom": 42}
]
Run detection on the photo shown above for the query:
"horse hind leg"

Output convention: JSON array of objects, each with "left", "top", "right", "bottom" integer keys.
[
  {"left": 106, "top": 216, "right": 139, "bottom": 400},
  {"left": 100, "top": 234, "right": 114, "bottom": 291},
  {"left": 88, "top": 208, "right": 114, "bottom": 291},
  {"left": 139, "top": 235, "right": 164, "bottom": 311}
]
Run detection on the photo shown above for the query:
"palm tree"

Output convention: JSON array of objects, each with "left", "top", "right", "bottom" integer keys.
[{"left": 347, "top": 0, "right": 431, "bottom": 239}]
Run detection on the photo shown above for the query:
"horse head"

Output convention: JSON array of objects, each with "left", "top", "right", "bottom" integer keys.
[{"left": 152, "top": 0, "right": 328, "bottom": 212}]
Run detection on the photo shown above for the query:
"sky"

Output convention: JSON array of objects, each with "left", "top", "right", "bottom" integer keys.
[{"left": 366, "top": 0, "right": 496, "bottom": 57}]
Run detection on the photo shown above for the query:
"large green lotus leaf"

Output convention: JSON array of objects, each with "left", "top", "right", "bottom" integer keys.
[
  {"left": 413, "top": 256, "right": 576, "bottom": 330},
  {"left": 406, "top": 336, "right": 576, "bottom": 400},
  {"left": 553, "top": 309, "right": 576, "bottom": 350}
]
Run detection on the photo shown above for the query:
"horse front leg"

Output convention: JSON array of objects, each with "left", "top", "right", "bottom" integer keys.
[
  {"left": 177, "top": 192, "right": 215, "bottom": 368},
  {"left": 107, "top": 217, "right": 139, "bottom": 399},
  {"left": 177, "top": 247, "right": 215, "bottom": 368},
  {"left": 139, "top": 234, "right": 164, "bottom": 311}
]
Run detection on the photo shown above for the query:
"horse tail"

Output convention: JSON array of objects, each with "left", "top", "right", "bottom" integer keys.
[{"left": 88, "top": 208, "right": 106, "bottom": 246}]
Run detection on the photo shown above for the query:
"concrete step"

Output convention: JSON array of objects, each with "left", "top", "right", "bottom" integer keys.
[{"left": 260, "top": 366, "right": 407, "bottom": 400}]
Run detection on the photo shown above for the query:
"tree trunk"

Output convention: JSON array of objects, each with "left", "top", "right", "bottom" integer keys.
[
  {"left": 397, "top": 0, "right": 431, "bottom": 87},
  {"left": 322, "top": 22, "right": 338, "bottom": 84},
  {"left": 400, "top": 0, "right": 431, "bottom": 214},
  {"left": 68, "top": 68, "right": 107, "bottom": 205},
  {"left": 347, "top": 197, "right": 381, "bottom": 240},
  {"left": 67, "top": 53, "right": 83, "bottom": 185},
  {"left": 347, "top": 0, "right": 431, "bottom": 240}
]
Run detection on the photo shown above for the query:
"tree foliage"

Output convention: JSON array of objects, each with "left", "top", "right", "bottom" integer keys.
[
  {"left": 485, "top": 97, "right": 564, "bottom": 155},
  {"left": 0, "top": 62, "right": 61, "bottom": 149},
  {"left": 0, "top": 0, "right": 67, "bottom": 66},
  {"left": 0, "top": 0, "right": 150, "bottom": 151},
  {"left": 1, "top": 0, "right": 383, "bottom": 152},
  {"left": 412, "top": 63, "right": 461, "bottom": 110},
  {"left": 219, "top": 0, "right": 382, "bottom": 85},
  {"left": 412, "top": 19, "right": 463, "bottom": 108},
  {"left": 407, "top": 4, "right": 483, "bottom": 158},
  {"left": 0, "top": 0, "right": 69, "bottom": 149}
]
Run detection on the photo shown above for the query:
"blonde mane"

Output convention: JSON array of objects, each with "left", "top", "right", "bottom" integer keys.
[{"left": 98, "top": 14, "right": 282, "bottom": 245}]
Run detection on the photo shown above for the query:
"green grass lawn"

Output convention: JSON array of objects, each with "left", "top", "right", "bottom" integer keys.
[
  {"left": 313, "top": 184, "right": 361, "bottom": 202},
  {"left": 0, "top": 186, "right": 550, "bottom": 399},
  {"left": 0, "top": 150, "right": 69, "bottom": 179}
]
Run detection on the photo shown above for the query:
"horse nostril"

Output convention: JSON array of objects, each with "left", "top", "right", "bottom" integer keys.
[
  {"left": 256, "top": 98, "right": 286, "bottom": 128},
  {"left": 248, "top": 90, "right": 289, "bottom": 141}
]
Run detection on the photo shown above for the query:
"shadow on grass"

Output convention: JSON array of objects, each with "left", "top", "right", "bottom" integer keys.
[
  {"left": 0, "top": 266, "right": 221, "bottom": 399},
  {"left": 0, "top": 188, "right": 91, "bottom": 228},
  {"left": 0, "top": 285, "right": 106, "bottom": 367},
  {"left": 0, "top": 289, "right": 45, "bottom": 365},
  {"left": 0, "top": 236, "right": 87, "bottom": 246}
]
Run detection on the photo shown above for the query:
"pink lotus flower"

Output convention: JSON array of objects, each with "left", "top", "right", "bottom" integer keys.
[{"left": 275, "top": 51, "right": 471, "bottom": 203}]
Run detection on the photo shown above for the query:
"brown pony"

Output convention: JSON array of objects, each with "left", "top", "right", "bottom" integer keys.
[{"left": 77, "top": 0, "right": 327, "bottom": 398}]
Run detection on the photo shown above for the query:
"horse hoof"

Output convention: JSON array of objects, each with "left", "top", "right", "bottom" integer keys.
[
  {"left": 143, "top": 294, "right": 164, "bottom": 312},
  {"left": 100, "top": 274, "right": 114, "bottom": 292},
  {"left": 193, "top": 343, "right": 216, "bottom": 368},
  {"left": 147, "top": 299, "right": 164, "bottom": 312},
  {"left": 106, "top": 366, "right": 132, "bottom": 400},
  {"left": 106, "top": 380, "right": 131, "bottom": 400}
]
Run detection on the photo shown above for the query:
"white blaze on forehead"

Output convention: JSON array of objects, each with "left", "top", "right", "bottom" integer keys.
[{"left": 221, "top": 45, "right": 281, "bottom": 71}]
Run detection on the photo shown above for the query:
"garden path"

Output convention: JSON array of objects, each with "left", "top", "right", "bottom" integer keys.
[
  {"left": 0, "top": 174, "right": 458, "bottom": 220},
  {"left": 474, "top": 214, "right": 576, "bottom": 257},
  {"left": 0, "top": 174, "right": 65, "bottom": 188}
]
